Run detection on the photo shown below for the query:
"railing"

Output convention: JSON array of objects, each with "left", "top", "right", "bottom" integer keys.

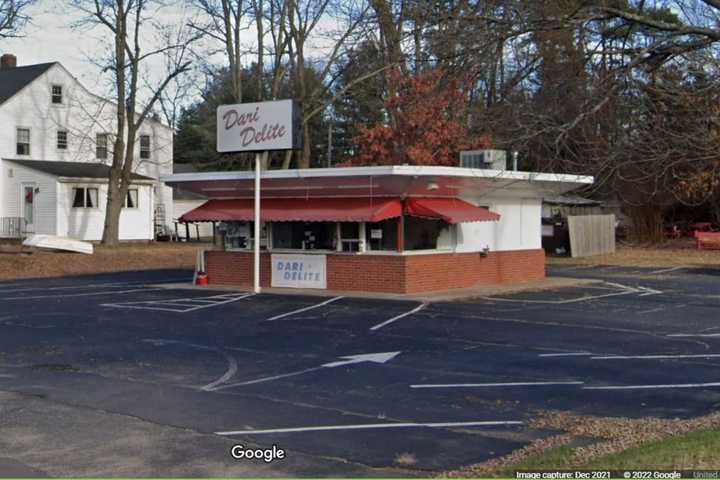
[{"left": 0, "top": 217, "right": 27, "bottom": 239}]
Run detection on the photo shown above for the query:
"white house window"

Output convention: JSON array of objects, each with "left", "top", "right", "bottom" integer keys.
[
  {"left": 72, "top": 187, "right": 99, "bottom": 208},
  {"left": 51, "top": 85, "right": 63, "bottom": 104},
  {"left": 57, "top": 130, "right": 68, "bottom": 150},
  {"left": 139, "top": 135, "right": 151, "bottom": 159},
  {"left": 96, "top": 133, "right": 108, "bottom": 159},
  {"left": 124, "top": 189, "right": 138, "bottom": 208},
  {"left": 16, "top": 128, "right": 30, "bottom": 155}
]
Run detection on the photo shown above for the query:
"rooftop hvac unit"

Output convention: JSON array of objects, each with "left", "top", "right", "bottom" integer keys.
[{"left": 460, "top": 150, "right": 507, "bottom": 170}]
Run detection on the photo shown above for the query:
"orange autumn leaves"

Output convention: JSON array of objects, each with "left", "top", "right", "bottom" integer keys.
[{"left": 346, "top": 70, "right": 490, "bottom": 166}]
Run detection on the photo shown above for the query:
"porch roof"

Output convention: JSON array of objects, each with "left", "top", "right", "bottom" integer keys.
[{"left": 4, "top": 159, "right": 154, "bottom": 181}]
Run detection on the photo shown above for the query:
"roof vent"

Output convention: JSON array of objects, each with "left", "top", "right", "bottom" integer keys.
[{"left": 1, "top": 54, "right": 17, "bottom": 70}]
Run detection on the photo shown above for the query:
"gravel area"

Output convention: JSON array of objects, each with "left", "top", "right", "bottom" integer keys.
[{"left": 0, "top": 242, "right": 205, "bottom": 280}]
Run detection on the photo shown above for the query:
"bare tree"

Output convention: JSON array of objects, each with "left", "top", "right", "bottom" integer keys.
[
  {"left": 285, "top": 0, "right": 371, "bottom": 168},
  {"left": 188, "top": 0, "right": 249, "bottom": 102},
  {"left": 73, "top": 0, "right": 198, "bottom": 245},
  {"left": 0, "top": 0, "right": 34, "bottom": 39}
]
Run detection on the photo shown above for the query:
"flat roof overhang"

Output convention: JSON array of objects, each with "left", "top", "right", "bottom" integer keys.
[{"left": 162, "top": 165, "right": 593, "bottom": 201}]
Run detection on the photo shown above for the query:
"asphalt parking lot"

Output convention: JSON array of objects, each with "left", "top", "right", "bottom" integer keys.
[{"left": 1, "top": 264, "right": 720, "bottom": 476}]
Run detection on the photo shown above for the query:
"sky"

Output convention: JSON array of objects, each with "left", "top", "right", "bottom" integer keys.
[
  {"left": 2, "top": 0, "right": 340, "bottom": 102},
  {"left": 4, "top": 2, "right": 111, "bottom": 88},
  {"left": 2, "top": 1, "right": 210, "bottom": 102}
]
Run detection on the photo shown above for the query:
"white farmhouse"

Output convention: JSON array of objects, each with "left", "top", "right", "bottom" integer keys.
[{"left": 0, "top": 54, "right": 173, "bottom": 241}]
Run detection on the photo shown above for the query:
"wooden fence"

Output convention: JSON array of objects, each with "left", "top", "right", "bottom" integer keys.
[{"left": 568, "top": 214, "right": 616, "bottom": 258}]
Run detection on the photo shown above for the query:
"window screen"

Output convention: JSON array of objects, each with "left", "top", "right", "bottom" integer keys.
[
  {"left": 52, "top": 85, "right": 63, "bottom": 104},
  {"left": 96, "top": 133, "right": 108, "bottom": 159},
  {"left": 16, "top": 128, "right": 30, "bottom": 155},
  {"left": 140, "top": 135, "right": 151, "bottom": 159},
  {"left": 57, "top": 130, "right": 68, "bottom": 150}
]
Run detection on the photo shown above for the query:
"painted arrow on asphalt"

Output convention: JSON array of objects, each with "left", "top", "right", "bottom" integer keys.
[
  {"left": 210, "top": 351, "right": 402, "bottom": 391},
  {"left": 321, "top": 351, "right": 401, "bottom": 368}
]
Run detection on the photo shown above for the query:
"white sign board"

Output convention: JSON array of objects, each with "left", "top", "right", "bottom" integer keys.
[
  {"left": 217, "top": 99, "right": 301, "bottom": 152},
  {"left": 271, "top": 254, "right": 327, "bottom": 289}
]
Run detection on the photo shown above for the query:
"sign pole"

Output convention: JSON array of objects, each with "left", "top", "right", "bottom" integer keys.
[{"left": 253, "top": 152, "right": 262, "bottom": 294}]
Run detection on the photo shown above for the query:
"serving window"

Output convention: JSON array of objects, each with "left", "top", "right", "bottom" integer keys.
[
  {"left": 365, "top": 218, "right": 398, "bottom": 251},
  {"left": 272, "top": 222, "right": 335, "bottom": 250},
  {"left": 404, "top": 217, "right": 452, "bottom": 250},
  {"left": 216, "top": 217, "right": 455, "bottom": 254},
  {"left": 219, "top": 221, "right": 268, "bottom": 250}
]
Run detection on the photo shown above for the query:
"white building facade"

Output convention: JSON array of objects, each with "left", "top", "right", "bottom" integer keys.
[{"left": 0, "top": 54, "right": 173, "bottom": 241}]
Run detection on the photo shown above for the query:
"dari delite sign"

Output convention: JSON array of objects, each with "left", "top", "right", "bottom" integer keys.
[{"left": 217, "top": 99, "right": 302, "bottom": 153}]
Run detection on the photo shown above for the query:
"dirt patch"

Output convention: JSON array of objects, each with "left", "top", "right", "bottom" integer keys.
[
  {"left": 0, "top": 243, "right": 207, "bottom": 280},
  {"left": 547, "top": 239, "right": 720, "bottom": 267},
  {"left": 444, "top": 410, "right": 720, "bottom": 477}
]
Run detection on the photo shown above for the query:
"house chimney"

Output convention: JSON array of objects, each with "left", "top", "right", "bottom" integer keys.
[{"left": 1, "top": 54, "right": 17, "bottom": 70}]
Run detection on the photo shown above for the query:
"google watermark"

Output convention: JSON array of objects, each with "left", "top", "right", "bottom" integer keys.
[{"left": 230, "top": 444, "right": 286, "bottom": 463}]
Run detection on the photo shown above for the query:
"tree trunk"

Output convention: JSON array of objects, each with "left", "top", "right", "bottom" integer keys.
[
  {"left": 102, "top": 178, "right": 125, "bottom": 246},
  {"left": 626, "top": 205, "right": 664, "bottom": 244},
  {"left": 299, "top": 126, "right": 311, "bottom": 169}
]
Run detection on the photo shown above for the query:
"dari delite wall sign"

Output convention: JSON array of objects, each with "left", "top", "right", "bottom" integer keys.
[{"left": 216, "top": 99, "right": 302, "bottom": 153}]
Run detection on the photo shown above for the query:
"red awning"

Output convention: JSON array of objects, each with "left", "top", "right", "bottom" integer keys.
[
  {"left": 403, "top": 198, "right": 500, "bottom": 223},
  {"left": 179, "top": 197, "right": 403, "bottom": 223}
]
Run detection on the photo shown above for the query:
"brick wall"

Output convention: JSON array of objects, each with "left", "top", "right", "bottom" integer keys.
[
  {"left": 205, "top": 251, "right": 272, "bottom": 288},
  {"left": 205, "top": 249, "right": 545, "bottom": 293}
]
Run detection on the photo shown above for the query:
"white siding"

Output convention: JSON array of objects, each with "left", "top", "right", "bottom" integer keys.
[
  {"left": 454, "top": 197, "right": 542, "bottom": 253},
  {"left": 57, "top": 182, "right": 153, "bottom": 241},
  {"left": 1, "top": 161, "right": 57, "bottom": 235},
  {"left": 0, "top": 62, "right": 174, "bottom": 234}
]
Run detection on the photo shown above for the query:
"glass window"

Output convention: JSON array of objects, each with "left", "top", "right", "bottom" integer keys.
[
  {"left": 139, "top": 135, "right": 151, "bottom": 159},
  {"left": 96, "top": 133, "right": 108, "bottom": 159},
  {"left": 271, "top": 222, "right": 335, "bottom": 250},
  {"left": 339, "top": 222, "right": 361, "bottom": 252},
  {"left": 72, "top": 187, "right": 99, "bottom": 208},
  {"left": 219, "top": 221, "right": 269, "bottom": 250},
  {"left": 52, "top": 85, "right": 63, "bottom": 104},
  {"left": 86, "top": 188, "right": 98, "bottom": 208},
  {"left": 124, "top": 189, "right": 138, "bottom": 208},
  {"left": 72, "top": 188, "right": 85, "bottom": 208},
  {"left": 404, "top": 217, "right": 453, "bottom": 250},
  {"left": 16, "top": 128, "right": 30, "bottom": 155},
  {"left": 57, "top": 130, "right": 68, "bottom": 150},
  {"left": 222, "top": 222, "right": 251, "bottom": 250},
  {"left": 366, "top": 218, "right": 398, "bottom": 251}
]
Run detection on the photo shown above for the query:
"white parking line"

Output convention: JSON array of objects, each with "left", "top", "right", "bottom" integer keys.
[
  {"left": 370, "top": 303, "right": 428, "bottom": 331},
  {"left": 0, "top": 287, "right": 165, "bottom": 301},
  {"left": 0, "top": 278, "right": 189, "bottom": 294},
  {"left": 265, "top": 296, "right": 344, "bottom": 321},
  {"left": 215, "top": 420, "right": 523, "bottom": 436},
  {"left": 103, "top": 293, "right": 254, "bottom": 313},
  {"left": 648, "top": 266, "right": 685, "bottom": 275},
  {"left": 538, "top": 352, "right": 594, "bottom": 357},
  {"left": 584, "top": 382, "right": 720, "bottom": 390},
  {"left": 591, "top": 354, "right": 720, "bottom": 360},
  {"left": 143, "top": 339, "right": 239, "bottom": 391},
  {"left": 668, "top": 333, "right": 720, "bottom": 338},
  {"left": 481, "top": 283, "right": 641, "bottom": 304},
  {"left": 410, "top": 381, "right": 584, "bottom": 389}
]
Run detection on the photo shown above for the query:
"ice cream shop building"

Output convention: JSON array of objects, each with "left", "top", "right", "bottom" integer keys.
[{"left": 165, "top": 163, "right": 592, "bottom": 294}]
